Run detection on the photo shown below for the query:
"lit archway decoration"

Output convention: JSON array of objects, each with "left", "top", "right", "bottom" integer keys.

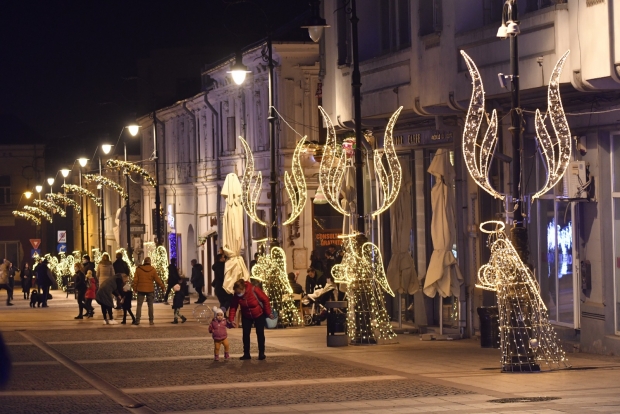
[
  {"left": 47, "top": 193, "right": 81, "bottom": 214},
  {"left": 34, "top": 199, "right": 66, "bottom": 217},
  {"left": 106, "top": 159, "right": 157, "bottom": 187},
  {"left": 23, "top": 205, "right": 52, "bottom": 223},
  {"left": 283, "top": 136, "right": 308, "bottom": 226},
  {"left": 82, "top": 174, "right": 128, "bottom": 200},
  {"left": 238, "top": 136, "right": 267, "bottom": 227},
  {"left": 13, "top": 210, "right": 41, "bottom": 225},
  {"left": 62, "top": 184, "right": 102, "bottom": 207}
]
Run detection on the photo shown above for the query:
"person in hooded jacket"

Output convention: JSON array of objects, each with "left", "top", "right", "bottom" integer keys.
[
  {"left": 82, "top": 255, "right": 96, "bottom": 280},
  {"left": 96, "top": 253, "right": 115, "bottom": 287},
  {"left": 163, "top": 258, "right": 180, "bottom": 305},
  {"left": 228, "top": 279, "right": 273, "bottom": 360},
  {"left": 96, "top": 273, "right": 127, "bottom": 325},
  {"left": 35, "top": 259, "right": 52, "bottom": 307},
  {"left": 132, "top": 257, "right": 165, "bottom": 325}
]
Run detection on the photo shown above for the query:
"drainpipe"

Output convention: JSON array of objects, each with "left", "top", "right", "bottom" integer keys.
[
  {"left": 182, "top": 101, "right": 199, "bottom": 269},
  {"left": 203, "top": 93, "right": 222, "bottom": 250},
  {"left": 609, "top": 0, "right": 620, "bottom": 85}
]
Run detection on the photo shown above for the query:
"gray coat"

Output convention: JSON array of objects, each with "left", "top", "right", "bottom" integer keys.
[{"left": 95, "top": 274, "right": 123, "bottom": 308}]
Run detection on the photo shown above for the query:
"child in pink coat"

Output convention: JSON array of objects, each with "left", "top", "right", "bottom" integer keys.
[{"left": 208, "top": 307, "right": 231, "bottom": 361}]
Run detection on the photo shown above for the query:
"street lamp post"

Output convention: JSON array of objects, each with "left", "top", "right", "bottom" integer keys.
[
  {"left": 100, "top": 144, "right": 113, "bottom": 251},
  {"left": 47, "top": 178, "right": 54, "bottom": 196},
  {"left": 152, "top": 113, "right": 163, "bottom": 247},
  {"left": 124, "top": 125, "right": 140, "bottom": 258},
  {"left": 77, "top": 158, "right": 88, "bottom": 253}
]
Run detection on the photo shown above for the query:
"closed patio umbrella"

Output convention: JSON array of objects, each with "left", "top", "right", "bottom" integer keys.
[{"left": 221, "top": 173, "right": 249, "bottom": 294}]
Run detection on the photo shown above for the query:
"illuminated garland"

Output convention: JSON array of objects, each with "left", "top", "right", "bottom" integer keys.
[
  {"left": 283, "top": 136, "right": 308, "bottom": 226},
  {"left": 62, "top": 184, "right": 102, "bottom": 207},
  {"left": 251, "top": 247, "right": 301, "bottom": 326},
  {"left": 92, "top": 248, "right": 103, "bottom": 268},
  {"left": 477, "top": 221, "right": 569, "bottom": 371},
  {"left": 47, "top": 193, "right": 81, "bottom": 214},
  {"left": 317, "top": 106, "right": 348, "bottom": 216},
  {"left": 372, "top": 107, "right": 403, "bottom": 218},
  {"left": 152, "top": 246, "right": 169, "bottom": 301},
  {"left": 34, "top": 199, "right": 66, "bottom": 217},
  {"left": 23, "top": 205, "right": 52, "bottom": 223},
  {"left": 238, "top": 136, "right": 267, "bottom": 226},
  {"left": 532, "top": 50, "right": 571, "bottom": 200},
  {"left": 13, "top": 210, "right": 41, "bottom": 225},
  {"left": 332, "top": 237, "right": 396, "bottom": 343},
  {"left": 82, "top": 174, "right": 128, "bottom": 200},
  {"left": 106, "top": 159, "right": 157, "bottom": 187},
  {"left": 460, "top": 51, "right": 503, "bottom": 200}
]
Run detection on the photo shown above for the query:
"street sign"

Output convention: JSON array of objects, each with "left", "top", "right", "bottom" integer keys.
[
  {"left": 57, "top": 243, "right": 67, "bottom": 254},
  {"left": 57, "top": 230, "right": 67, "bottom": 243},
  {"left": 130, "top": 224, "right": 146, "bottom": 234},
  {"left": 30, "top": 239, "right": 41, "bottom": 249},
  {"left": 31, "top": 249, "right": 41, "bottom": 258}
]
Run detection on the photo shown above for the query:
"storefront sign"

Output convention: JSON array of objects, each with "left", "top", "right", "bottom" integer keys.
[
  {"left": 392, "top": 129, "right": 455, "bottom": 147},
  {"left": 315, "top": 232, "right": 344, "bottom": 247},
  {"left": 130, "top": 224, "right": 145, "bottom": 234}
]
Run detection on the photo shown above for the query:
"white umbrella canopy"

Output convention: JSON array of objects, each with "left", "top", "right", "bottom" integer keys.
[
  {"left": 386, "top": 160, "right": 418, "bottom": 295},
  {"left": 423, "top": 149, "right": 463, "bottom": 298},
  {"left": 221, "top": 173, "right": 249, "bottom": 294}
]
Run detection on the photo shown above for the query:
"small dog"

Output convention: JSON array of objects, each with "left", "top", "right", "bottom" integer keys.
[{"left": 30, "top": 291, "right": 42, "bottom": 307}]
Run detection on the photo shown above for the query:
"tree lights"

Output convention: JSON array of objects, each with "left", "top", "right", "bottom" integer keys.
[{"left": 477, "top": 221, "right": 570, "bottom": 372}]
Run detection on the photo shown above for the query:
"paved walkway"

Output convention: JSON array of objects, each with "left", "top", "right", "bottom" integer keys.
[{"left": 0, "top": 292, "right": 619, "bottom": 413}]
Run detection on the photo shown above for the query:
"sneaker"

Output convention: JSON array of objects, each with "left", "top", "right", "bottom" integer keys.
[
  {"left": 239, "top": 355, "right": 251, "bottom": 360},
  {"left": 181, "top": 316, "right": 187, "bottom": 323},
  {"left": 214, "top": 354, "right": 219, "bottom": 361},
  {"left": 224, "top": 352, "right": 230, "bottom": 360},
  {"left": 171, "top": 320, "right": 178, "bottom": 324},
  {"left": 258, "top": 354, "right": 266, "bottom": 361},
  {"left": 109, "top": 320, "right": 118, "bottom": 325}
]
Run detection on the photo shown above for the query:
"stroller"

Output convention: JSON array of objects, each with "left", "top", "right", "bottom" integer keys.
[{"left": 302, "top": 279, "right": 337, "bottom": 326}]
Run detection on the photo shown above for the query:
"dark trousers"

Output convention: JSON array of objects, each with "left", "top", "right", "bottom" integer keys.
[
  {"left": 241, "top": 315, "right": 266, "bottom": 357},
  {"left": 100, "top": 304, "right": 113, "bottom": 320},
  {"left": 122, "top": 309, "right": 135, "bottom": 323},
  {"left": 0, "top": 284, "right": 12, "bottom": 304},
  {"left": 164, "top": 285, "right": 173, "bottom": 302},
  {"left": 85, "top": 299, "right": 94, "bottom": 314},
  {"left": 40, "top": 285, "right": 50, "bottom": 306},
  {"left": 215, "top": 287, "right": 232, "bottom": 311},
  {"left": 196, "top": 286, "right": 206, "bottom": 303},
  {"left": 77, "top": 291, "right": 90, "bottom": 315}
]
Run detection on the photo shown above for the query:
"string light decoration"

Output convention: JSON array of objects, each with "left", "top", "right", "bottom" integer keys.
[
  {"left": 331, "top": 236, "right": 396, "bottom": 344},
  {"left": 460, "top": 51, "right": 504, "bottom": 200},
  {"left": 371, "top": 106, "right": 403, "bottom": 218},
  {"left": 106, "top": 159, "right": 157, "bottom": 187},
  {"left": 283, "top": 136, "right": 308, "bottom": 226},
  {"left": 152, "top": 245, "right": 169, "bottom": 301},
  {"left": 532, "top": 50, "right": 571, "bottom": 200},
  {"left": 250, "top": 247, "right": 301, "bottom": 327},
  {"left": 34, "top": 199, "right": 66, "bottom": 217},
  {"left": 62, "top": 184, "right": 101, "bottom": 207},
  {"left": 23, "top": 205, "right": 52, "bottom": 223},
  {"left": 477, "top": 221, "right": 570, "bottom": 372},
  {"left": 13, "top": 211, "right": 41, "bottom": 225},
  {"left": 317, "top": 106, "right": 348, "bottom": 216},
  {"left": 238, "top": 136, "right": 267, "bottom": 226},
  {"left": 92, "top": 248, "right": 103, "bottom": 268},
  {"left": 46, "top": 193, "right": 81, "bottom": 213},
  {"left": 82, "top": 174, "right": 128, "bottom": 200}
]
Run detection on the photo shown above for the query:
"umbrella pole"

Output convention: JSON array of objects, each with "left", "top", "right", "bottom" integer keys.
[
  {"left": 398, "top": 292, "right": 402, "bottom": 328},
  {"left": 439, "top": 297, "right": 443, "bottom": 335}
]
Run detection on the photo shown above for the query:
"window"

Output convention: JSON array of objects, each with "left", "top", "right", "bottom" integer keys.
[
  {"left": 612, "top": 133, "right": 620, "bottom": 333},
  {"left": 0, "top": 242, "right": 20, "bottom": 266},
  {"left": 419, "top": 0, "right": 442, "bottom": 37},
  {"left": 226, "top": 116, "right": 236, "bottom": 152},
  {"left": 336, "top": 0, "right": 350, "bottom": 66},
  {"left": 0, "top": 176, "right": 10, "bottom": 205},
  {"left": 380, "top": 0, "right": 411, "bottom": 53},
  {"left": 483, "top": 0, "right": 504, "bottom": 25},
  {"left": 526, "top": 0, "right": 556, "bottom": 13}
]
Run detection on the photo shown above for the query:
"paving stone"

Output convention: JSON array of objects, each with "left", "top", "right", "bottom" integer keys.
[
  {"left": 134, "top": 380, "right": 471, "bottom": 411},
  {"left": 91, "top": 355, "right": 385, "bottom": 388},
  {"left": 7, "top": 344, "right": 55, "bottom": 362},
  {"left": 50, "top": 338, "right": 278, "bottom": 361},
  {"left": 0, "top": 395, "right": 127, "bottom": 414},
  {"left": 7, "top": 365, "right": 93, "bottom": 391},
  {"left": 0, "top": 331, "right": 28, "bottom": 343},
  {"left": 29, "top": 326, "right": 208, "bottom": 342}
]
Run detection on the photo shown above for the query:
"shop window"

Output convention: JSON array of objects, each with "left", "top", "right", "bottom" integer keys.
[
  {"left": 380, "top": 0, "right": 411, "bottom": 54},
  {"left": 0, "top": 176, "right": 10, "bottom": 205},
  {"left": 419, "top": 0, "right": 442, "bottom": 37},
  {"left": 483, "top": 0, "right": 504, "bottom": 25},
  {"left": 336, "top": 0, "right": 351, "bottom": 66},
  {"left": 226, "top": 116, "right": 236, "bottom": 152},
  {"left": 526, "top": 0, "right": 556, "bottom": 12}
]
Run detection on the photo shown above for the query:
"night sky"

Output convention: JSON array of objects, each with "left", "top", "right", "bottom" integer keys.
[{"left": 0, "top": 0, "right": 309, "bottom": 172}]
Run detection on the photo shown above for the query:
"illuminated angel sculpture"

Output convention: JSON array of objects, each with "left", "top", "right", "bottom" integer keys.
[
  {"left": 318, "top": 106, "right": 403, "bottom": 344},
  {"left": 461, "top": 50, "right": 571, "bottom": 201},
  {"left": 477, "top": 221, "right": 569, "bottom": 371}
]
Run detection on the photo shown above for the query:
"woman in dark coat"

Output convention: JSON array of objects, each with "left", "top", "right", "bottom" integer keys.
[
  {"left": 73, "top": 263, "right": 88, "bottom": 319},
  {"left": 21, "top": 262, "right": 33, "bottom": 299},
  {"left": 95, "top": 273, "right": 127, "bottom": 325},
  {"left": 164, "top": 258, "right": 180, "bottom": 305}
]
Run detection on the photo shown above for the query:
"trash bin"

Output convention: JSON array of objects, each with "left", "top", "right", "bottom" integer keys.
[
  {"left": 477, "top": 306, "right": 500, "bottom": 349},
  {"left": 326, "top": 301, "right": 348, "bottom": 347}
]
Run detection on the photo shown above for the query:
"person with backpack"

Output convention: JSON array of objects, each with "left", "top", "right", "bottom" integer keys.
[{"left": 228, "top": 279, "right": 274, "bottom": 360}]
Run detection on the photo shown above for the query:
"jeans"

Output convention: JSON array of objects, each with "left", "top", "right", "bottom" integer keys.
[
  {"left": 100, "top": 304, "right": 113, "bottom": 320},
  {"left": 123, "top": 309, "right": 135, "bottom": 323},
  {"left": 242, "top": 315, "right": 266, "bottom": 356},
  {"left": 40, "top": 285, "right": 50, "bottom": 306},
  {"left": 0, "top": 284, "right": 12, "bottom": 304},
  {"left": 77, "top": 291, "right": 86, "bottom": 315},
  {"left": 136, "top": 292, "right": 154, "bottom": 323}
]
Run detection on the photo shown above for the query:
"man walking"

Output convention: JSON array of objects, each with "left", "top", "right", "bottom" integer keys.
[
  {"left": 0, "top": 259, "right": 13, "bottom": 306},
  {"left": 190, "top": 259, "right": 206, "bottom": 304},
  {"left": 212, "top": 254, "right": 231, "bottom": 310},
  {"left": 132, "top": 257, "right": 165, "bottom": 325},
  {"left": 35, "top": 258, "right": 53, "bottom": 307},
  {"left": 112, "top": 252, "right": 130, "bottom": 309}
]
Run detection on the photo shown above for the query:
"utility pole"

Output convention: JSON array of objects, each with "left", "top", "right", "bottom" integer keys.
[{"left": 153, "top": 112, "right": 162, "bottom": 247}]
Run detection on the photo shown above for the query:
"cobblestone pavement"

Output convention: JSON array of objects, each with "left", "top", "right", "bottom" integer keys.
[{"left": 0, "top": 396, "right": 128, "bottom": 414}]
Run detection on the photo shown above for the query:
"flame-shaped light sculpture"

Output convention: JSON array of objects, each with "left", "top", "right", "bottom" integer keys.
[
  {"left": 317, "top": 106, "right": 349, "bottom": 216},
  {"left": 372, "top": 106, "right": 403, "bottom": 217},
  {"left": 283, "top": 136, "right": 308, "bottom": 226},
  {"left": 238, "top": 136, "right": 267, "bottom": 227}
]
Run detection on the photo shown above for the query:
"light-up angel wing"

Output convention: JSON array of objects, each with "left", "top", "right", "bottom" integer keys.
[
  {"left": 361, "top": 242, "right": 395, "bottom": 297},
  {"left": 372, "top": 106, "right": 403, "bottom": 218},
  {"left": 283, "top": 136, "right": 307, "bottom": 226},
  {"left": 318, "top": 106, "right": 349, "bottom": 216},
  {"left": 238, "top": 136, "right": 267, "bottom": 226},
  {"left": 532, "top": 51, "right": 571, "bottom": 200},
  {"left": 460, "top": 51, "right": 504, "bottom": 200}
]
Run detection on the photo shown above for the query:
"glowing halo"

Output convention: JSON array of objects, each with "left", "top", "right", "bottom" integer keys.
[
  {"left": 238, "top": 136, "right": 267, "bottom": 227},
  {"left": 480, "top": 220, "right": 506, "bottom": 234},
  {"left": 283, "top": 136, "right": 308, "bottom": 226}
]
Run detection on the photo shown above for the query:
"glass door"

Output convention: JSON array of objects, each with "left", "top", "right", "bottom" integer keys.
[{"left": 611, "top": 133, "right": 620, "bottom": 334}]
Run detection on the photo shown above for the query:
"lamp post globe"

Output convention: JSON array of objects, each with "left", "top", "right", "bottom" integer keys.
[
  {"left": 101, "top": 144, "right": 113, "bottom": 155},
  {"left": 227, "top": 51, "right": 251, "bottom": 86},
  {"left": 127, "top": 125, "right": 140, "bottom": 137},
  {"left": 78, "top": 158, "right": 88, "bottom": 167},
  {"left": 60, "top": 169, "right": 70, "bottom": 178}
]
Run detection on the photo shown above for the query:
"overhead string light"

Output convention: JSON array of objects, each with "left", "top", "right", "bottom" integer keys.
[
  {"left": 82, "top": 174, "right": 128, "bottom": 200},
  {"left": 477, "top": 221, "right": 569, "bottom": 372},
  {"left": 106, "top": 160, "right": 157, "bottom": 187},
  {"left": 33, "top": 199, "right": 66, "bottom": 217},
  {"left": 317, "top": 106, "right": 348, "bottom": 216},
  {"left": 460, "top": 51, "right": 504, "bottom": 200},
  {"left": 23, "top": 205, "right": 52, "bottom": 223},
  {"left": 532, "top": 50, "right": 571, "bottom": 200},
  {"left": 46, "top": 193, "right": 81, "bottom": 214},
  {"left": 372, "top": 106, "right": 403, "bottom": 218},
  {"left": 283, "top": 136, "right": 308, "bottom": 226},
  {"left": 238, "top": 136, "right": 267, "bottom": 227},
  {"left": 62, "top": 184, "right": 102, "bottom": 207},
  {"left": 13, "top": 210, "right": 41, "bottom": 225}
]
